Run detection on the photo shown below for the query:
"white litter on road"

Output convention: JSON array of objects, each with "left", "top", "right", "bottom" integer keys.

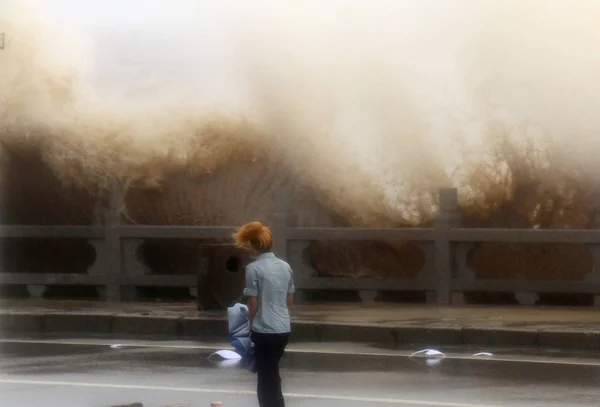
[
  {"left": 207, "top": 350, "right": 243, "bottom": 367},
  {"left": 208, "top": 350, "right": 242, "bottom": 360},
  {"left": 409, "top": 349, "right": 446, "bottom": 358},
  {"left": 409, "top": 349, "right": 446, "bottom": 367}
]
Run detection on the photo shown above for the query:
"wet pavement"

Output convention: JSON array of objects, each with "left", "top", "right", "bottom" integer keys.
[
  {"left": 1, "top": 340, "right": 600, "bottom": 406},
  {"left": 4, "top": 299, "right": 600, "bottom": 328}
]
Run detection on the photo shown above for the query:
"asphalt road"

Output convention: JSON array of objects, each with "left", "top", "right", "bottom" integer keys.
[{"left": 1, "top": 339, "right": 600, "bottom": 407}]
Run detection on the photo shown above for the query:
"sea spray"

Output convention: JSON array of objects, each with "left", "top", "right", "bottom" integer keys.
[{"left": 1, "top": 0, "right": 600, "bottom": 282}]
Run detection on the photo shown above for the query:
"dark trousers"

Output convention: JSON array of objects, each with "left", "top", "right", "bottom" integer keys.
[{"left": 251, "top": 331, "right": 290, "bottom": 407}]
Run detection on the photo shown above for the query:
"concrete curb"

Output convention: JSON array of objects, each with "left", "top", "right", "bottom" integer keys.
[{"left": 2, "top": 311, "right": 600, "bottom": 350}]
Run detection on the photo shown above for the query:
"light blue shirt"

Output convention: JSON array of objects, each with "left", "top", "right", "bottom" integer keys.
[{"left": 243, "top": 252, "right": 295, "bottom": 334}]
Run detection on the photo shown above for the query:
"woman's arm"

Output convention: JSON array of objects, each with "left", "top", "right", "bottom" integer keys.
[
  {"left": 247, "top": 296, "right": 258, "bottom": 329},
  {"left": 244, "top": 265, "right": 259, "bottom": 330}
]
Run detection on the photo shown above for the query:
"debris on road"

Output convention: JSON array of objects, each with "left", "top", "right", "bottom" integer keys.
[
  {"left": 473, "top": 352, "right": 494, "bottom": 357},
  {"left": 409, "top": 349, "right": 446, "bottom": 367},
  {"left": 409, "top": 349, "right": 446, "bottom": 358}
]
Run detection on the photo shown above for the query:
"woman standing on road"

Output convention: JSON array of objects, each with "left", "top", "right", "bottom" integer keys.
[{"left": 233, "top": 221, "right": 295, "bottom": 407}]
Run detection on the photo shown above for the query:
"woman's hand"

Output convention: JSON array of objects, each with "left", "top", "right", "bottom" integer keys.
[{"left": 247, "top": 296, "right": 258, "bottom": 330}]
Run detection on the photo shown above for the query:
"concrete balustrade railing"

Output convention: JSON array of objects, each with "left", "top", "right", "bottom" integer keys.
[{"left": 2, "top": 187, "right": 600, "bottom": 306}]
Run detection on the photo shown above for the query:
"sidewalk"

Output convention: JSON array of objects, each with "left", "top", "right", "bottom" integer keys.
[{"left": 1, "top": 300, "right": 600, "bottom": 350}]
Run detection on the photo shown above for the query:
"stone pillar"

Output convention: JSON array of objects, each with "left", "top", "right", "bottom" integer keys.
[
  {"left": 415, "top": 242, "right": 436, "bottom": 304},
  {"left": 195, "top": 256, "right": 209, "bottom": 293},
  {"left": 103, "top": 181, "right": 125, "bottom": 302},
  {"left": 586, "top": 244, "right": 600, "bottom": 307},
  {"left": 272, "top": 187, "right": 290, "bottom": 261},
  {"left": 287, "top": 240, "right": 313, "bottom": 303},
  {"left": 433, "top": 188, "right": 461, "bottom": 305},
  {"left": 87, "top": 239, "right": 107, "bottom": 300}
]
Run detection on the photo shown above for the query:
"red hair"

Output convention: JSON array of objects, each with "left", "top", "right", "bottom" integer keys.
[{"left": 233, "top": 221, "right": 273, "bottom": 253}]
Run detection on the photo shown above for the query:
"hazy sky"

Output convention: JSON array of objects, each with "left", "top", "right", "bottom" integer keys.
[{"left": 33, "top": 0, "right": 205, "bottom": 26}]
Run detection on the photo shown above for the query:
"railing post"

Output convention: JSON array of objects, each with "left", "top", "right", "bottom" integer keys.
[
  {"left": 103, "top": 181, "right": 125, "bottom": 302},
  {"left": 586, "top": 244, "right": 600, "bottom": 307},
  {"left": 434, "top": 188, "right": 460, "bottom": 306},
  {"left": 273, "top": 187, "right": 290, "bottom": 261},
  {"left": 196, "top": 257, "right": 210, "bottom": 311}
]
